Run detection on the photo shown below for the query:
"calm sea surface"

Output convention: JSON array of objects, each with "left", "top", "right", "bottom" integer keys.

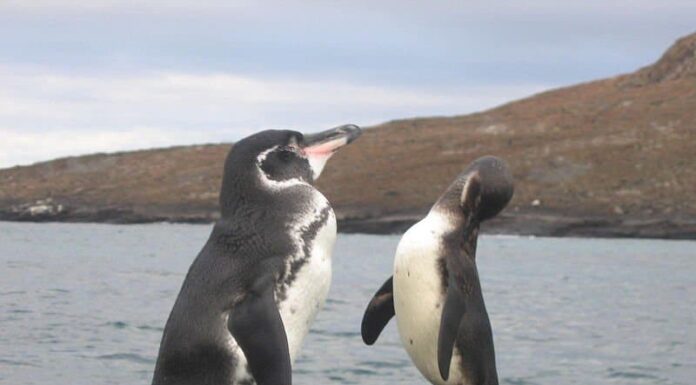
[{"left": 0, "top": 222, "right": 694, "bottom": 385}]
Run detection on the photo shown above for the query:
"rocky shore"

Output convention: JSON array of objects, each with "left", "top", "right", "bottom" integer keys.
[{"left": 2, "top": 200, "right": 694, "bottom": 240}]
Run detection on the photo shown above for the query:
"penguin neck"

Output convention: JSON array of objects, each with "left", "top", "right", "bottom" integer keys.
[
  {"left": 430, "top": 204, "right": 480, "bottom": 235},
  {"left": 218, "top": 168, "right": 316, "bottom": 220},
  {"left": 431, "top": 208, "right": 480, "bottom": 259},
  {"left": 430, "top": 185, "right": 481, "bottom": 258}
]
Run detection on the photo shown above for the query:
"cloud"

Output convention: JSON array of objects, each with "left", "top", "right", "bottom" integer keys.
[
  {"left": 2, "top": 1, "right": 694, "bottom": 14},
  {"left": 0, "top": 1, "right": 693, "bottom": 168},
  {"left": 0, "top": 0, "right": 250, "bottom": 13},
  {"left": 0, "top": 65, "right": 547, "bottom": 168},
  {"left": 0, "top": 127, "right": 204, "bottom": 168},
  {"left": 1, "top": 1, "right": 693, "bottom": 86}
]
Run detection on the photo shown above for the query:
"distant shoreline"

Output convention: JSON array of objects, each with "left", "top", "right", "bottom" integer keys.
[
  {"left": 1, "top": 209, "right": 693, "bottom": 240},
  {"left": 339, "top": 213, "right": 696, "bottom": 240},
  {"left": 3, "top": 34, "right": 696, "bottom": 243}
]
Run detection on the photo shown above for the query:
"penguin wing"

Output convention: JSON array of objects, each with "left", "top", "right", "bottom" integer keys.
[
  {"left": 437, "top": 253, "right": 496, "bottom": 383},
  {"left": 227, "top": 284, "right": 292, "bottom": 385},
  {"left": 361, "top": 276, "right": 395, "bottom": 345},
  {"left": 437, "top": 262, "right": 469, "bottom": 381},
  {"left": 438, "top": 266, "right": 497, "bottom": 384}
]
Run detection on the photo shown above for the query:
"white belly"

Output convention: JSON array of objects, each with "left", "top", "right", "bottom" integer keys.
[
  {"left": 227, "top": 206, "right": 336, "bottom": 384},
  {"left": 393, "top": 212, "right": 466, "bottom": 385},
  {"left": 278, "top": 209, "right": 336, "bottom": 357}
]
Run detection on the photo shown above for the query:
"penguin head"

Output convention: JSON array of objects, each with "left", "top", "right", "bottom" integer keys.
[
  {"left": 436, "top": 156, "right": 514, "bottom": 223},
  {"left": 220, "top": 125, "right": 361, "bottom": 207},
  {"left": 254, "top": 124, "right": 361, "bottom": 184}
]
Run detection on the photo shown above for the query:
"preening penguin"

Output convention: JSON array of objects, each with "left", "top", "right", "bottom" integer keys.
[
  {"left": 361, "top": 156, "right": 513, "bottom": 385},
  {"left": 152, "top": 125, "right": 361, "bottom": 385}
]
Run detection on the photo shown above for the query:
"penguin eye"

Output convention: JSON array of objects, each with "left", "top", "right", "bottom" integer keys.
[{"left": 277, "top": 149, "right": 294, "bottom": 162}]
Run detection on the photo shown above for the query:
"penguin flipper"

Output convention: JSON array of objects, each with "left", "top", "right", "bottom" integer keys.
[
  {"left": 227, "top": 287, "right": 292, "bottom": 385},
  {"left": 437, "top": 273, "right": 468, "bottom": 381},
  {"left": 438, "top": 276, "right": 498, "bottom": 385},
  {"left": 361, "top": 276, "right": 395, "bottom": 345}
]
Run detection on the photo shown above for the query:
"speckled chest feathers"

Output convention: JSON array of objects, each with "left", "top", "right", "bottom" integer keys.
[{"left": 222, "top": 182, "right": 337, "bottom": 362}]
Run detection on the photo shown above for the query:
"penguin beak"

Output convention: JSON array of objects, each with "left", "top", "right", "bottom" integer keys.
[{"left": 301, "top": 124, "right": 362, "bottom": 180}]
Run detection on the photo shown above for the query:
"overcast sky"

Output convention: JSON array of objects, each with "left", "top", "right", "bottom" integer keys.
[{"left": 0, "top": 1, "right": 694, "bottom": 168}]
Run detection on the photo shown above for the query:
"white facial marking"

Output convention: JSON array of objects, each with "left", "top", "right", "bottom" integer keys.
[
  {"left": 460, "top": 175, "right": 473, "bottom": 206},
  {"left": 256, "top": 145, "right": 279, "bottom": 164},
  {"left": 460, "top": 172, "right": 480, "bottom": 207},
  {"left": 259, "top": 174, "right": 307, "bottom": 190},
  {"left": 255, "top": 145, "right": 309, "bottom": 190}
]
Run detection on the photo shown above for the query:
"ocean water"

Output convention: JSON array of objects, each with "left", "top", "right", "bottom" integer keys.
[{"left": 0, "top": 221, "right": 694, "bottom": 385}]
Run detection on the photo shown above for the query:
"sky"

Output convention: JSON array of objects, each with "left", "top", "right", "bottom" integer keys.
[{"left": 0, "top": 1, "right": 694, "bottom": 168}]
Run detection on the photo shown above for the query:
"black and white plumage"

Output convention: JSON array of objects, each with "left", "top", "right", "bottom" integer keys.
[
  {"left": 152, "top": 125, "right": 361, "bottom": 385},
  {"left": 361, "top": 156, "right": 513, "bottom": 385}
]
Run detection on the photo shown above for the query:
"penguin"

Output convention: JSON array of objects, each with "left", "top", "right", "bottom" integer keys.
[
  {"left": 152, "top": 125, "right": 362, "bottom": 385},
  {"left": 361, "top": 156, "right": 513, "bottom": 385}
]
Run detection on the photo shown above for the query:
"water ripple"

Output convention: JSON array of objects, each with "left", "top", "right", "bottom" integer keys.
[
  {"left": 1, "top": 225, "right": 694, "bottom": 385},
  {"left": 96, "top": 353, "right": 155, "bottom": 365}
]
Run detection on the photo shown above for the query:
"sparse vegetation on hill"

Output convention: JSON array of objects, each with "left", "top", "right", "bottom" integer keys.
[{"left": 1, "top": 33, "right": 695, "bottom": 238}]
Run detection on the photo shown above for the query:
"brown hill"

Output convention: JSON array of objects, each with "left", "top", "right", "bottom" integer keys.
[{"left": 1, "top": 32, "right": 695, "bottom": 238}]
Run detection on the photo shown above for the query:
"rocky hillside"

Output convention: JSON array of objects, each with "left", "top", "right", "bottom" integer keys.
[{"left": 1, "top": 32, "right": 695, "bottom": 238}]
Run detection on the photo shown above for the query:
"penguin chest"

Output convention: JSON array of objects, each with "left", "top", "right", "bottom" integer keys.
[
  {"left": 393, "top": 214, "right": 465, "bottom": 385},
  {"left": 223, "top": 209, "right": 336, "bottom": 385},
  {"left": 276, "top": 206, "right": 336, "bottom": 360}
]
